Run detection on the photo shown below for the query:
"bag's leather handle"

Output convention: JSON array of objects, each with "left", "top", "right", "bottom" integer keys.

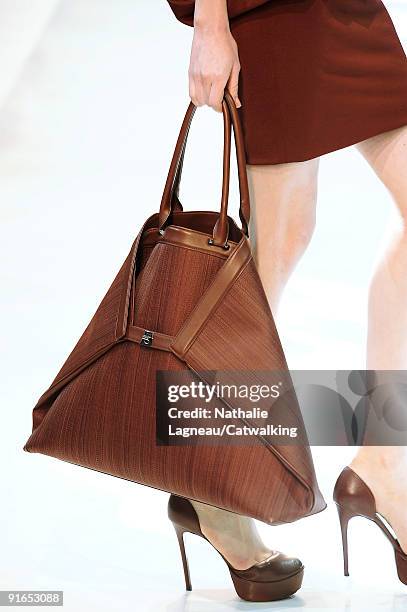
[{"left": 158, "top": 91, "right": 250, "bottom": 246}]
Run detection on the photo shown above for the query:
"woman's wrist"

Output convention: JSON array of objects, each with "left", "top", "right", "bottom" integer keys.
[{"left": 193, "top": 0, "right": 230, "bottom": 33}]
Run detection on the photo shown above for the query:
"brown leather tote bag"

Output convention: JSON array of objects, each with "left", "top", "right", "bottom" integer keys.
[{"left": 24, "top": 92, "right": 326, "bottom": 525}]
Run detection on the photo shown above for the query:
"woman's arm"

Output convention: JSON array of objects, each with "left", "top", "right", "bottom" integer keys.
[{"left": 189, "top": 0, "right": 241, "bottom": 112}]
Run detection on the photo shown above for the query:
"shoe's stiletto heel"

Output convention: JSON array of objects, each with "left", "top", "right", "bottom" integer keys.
[
  {"left": 168, "top": 494, "right": 304, "bottom": 602},
  {"left": 334, "top": 466, "right": 407, "bottom": 585},
  {"left": 172, "top": 523, "right": 192, "bottom": 591},
  {"left": 335, "top": 502, "right": 353, "bottom": 576}
]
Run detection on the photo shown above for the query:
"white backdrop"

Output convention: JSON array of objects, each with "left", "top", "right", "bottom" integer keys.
[{"left": 1, "top": 2, "right": 406, "bottom": 610}]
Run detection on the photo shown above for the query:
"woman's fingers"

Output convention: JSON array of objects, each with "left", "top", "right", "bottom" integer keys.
[
  {"left": 188, "top": 66, "right": 203, "bottom": 106},
  {"left": 188, "top": 28, "right": 241, "bottom": 111},
  {"left": 227, "top": 60, "right": 242, "bottom": 108},
  {"left": 190, "top": 73, "right": 207, "bottom": 107},
  {"left": 188, "top": 73, "right": 197, "bottom": 106},
  {"left": 208, "top": 78, "right": 229, "bottom": 113},
  {"left": 198, "top": 70, "right": 213, "bottom": 106},
  {"left": 190, "top": 68, "right": 239, "bottom": 111},
  {"left": 189, "top": 72, "right": 224, "bottom": 111}
]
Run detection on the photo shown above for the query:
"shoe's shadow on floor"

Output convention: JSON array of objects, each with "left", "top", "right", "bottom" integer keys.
[
  {"left": 166, "top": 588, "right": 407, "bottom": 611},
  {"left": 166, "top": 589, "right": 311, "bottom": 611}
]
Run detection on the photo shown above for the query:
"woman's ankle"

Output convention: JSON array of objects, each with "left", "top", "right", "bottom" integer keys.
[
  {"left": 188, "top": 499, "right": 273, "bottom": 570},
  {"left": 350, "top": 446, "right": 407, "bottom": 482}
]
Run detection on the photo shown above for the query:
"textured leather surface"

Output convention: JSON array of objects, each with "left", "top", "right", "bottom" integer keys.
[{"left": 24, "top": 92, "right": 326, "bottom": 525}]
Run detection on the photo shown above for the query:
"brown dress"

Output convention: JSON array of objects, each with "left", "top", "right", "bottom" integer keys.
[{"left": 167, "top": 0, "right": 407, "bottom": 164}]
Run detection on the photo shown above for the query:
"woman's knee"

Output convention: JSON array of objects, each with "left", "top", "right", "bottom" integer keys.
[
  {"left": 247, "top": 157, "right": 319, "bottom": 226},
  {"left": 357, "top": 125, "right": 407, "bottom": 221},
  {"left": 247, "top": 159, "right": 318, "bottom": 268}
]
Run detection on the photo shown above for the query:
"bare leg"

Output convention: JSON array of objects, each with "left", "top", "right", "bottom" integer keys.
[
  {"left": 190, "top": 158, "right": 320, "bottom": 569},
  {"left": 348, "top": 125, "right": 407, "bottom": 552},
  {"left": 248, "top": 159, "right": 319, "bottom": 314},
  {"left": 360, "top": 126, "right": 407, "bottom": 369}
]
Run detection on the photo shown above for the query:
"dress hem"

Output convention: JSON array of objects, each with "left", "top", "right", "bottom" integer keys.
[{"left": 244, "top": 119, "right": 407, "bottom": 166}]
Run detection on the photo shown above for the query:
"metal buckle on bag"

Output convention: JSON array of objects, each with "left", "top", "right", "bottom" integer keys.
[
  {"left": 208, "top": 238, "right": 230, "bottom": 250},
  {"left": 140, "top": 330, "right": 154, "bottom": 347}
]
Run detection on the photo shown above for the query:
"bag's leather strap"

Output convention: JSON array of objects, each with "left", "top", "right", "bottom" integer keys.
[
  {"left": 126, "top": 325, "right": 174, "bottom": 352},
  {"left": 159, "top": 91, "right": 250, "bottom": 246}
]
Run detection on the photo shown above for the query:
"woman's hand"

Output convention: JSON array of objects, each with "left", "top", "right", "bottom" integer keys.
[{"left": 189, "top": 5, "right": 242, "bottom": 113}]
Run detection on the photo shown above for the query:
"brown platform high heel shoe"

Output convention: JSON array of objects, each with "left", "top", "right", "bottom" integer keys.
[
  {"left": 168, "top": 494, "right": 304, "bottom": 602},
  {"left": 334, "top": 466, "right": 407, "bottom": 584}
]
